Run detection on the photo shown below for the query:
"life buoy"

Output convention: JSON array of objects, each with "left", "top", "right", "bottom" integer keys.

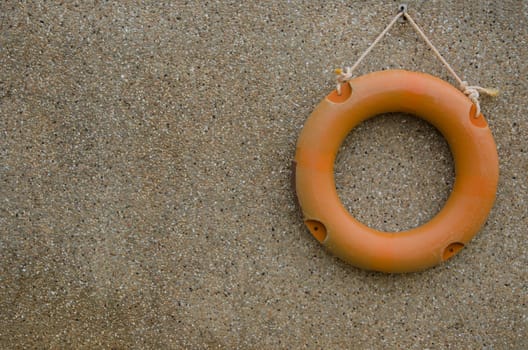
[{"left": 293, "top": 70, "right": 499, "bottom": 273}]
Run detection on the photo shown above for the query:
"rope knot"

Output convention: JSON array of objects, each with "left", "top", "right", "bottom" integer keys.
[
  {"left": 460, "top": 81, "right": 499, "bottom": 118},
  {"left": 335, "top": 67, "right": 353, "bottom": 95},
  {"left": 460, "top": 81, "right": 481, "bottom": 116}
]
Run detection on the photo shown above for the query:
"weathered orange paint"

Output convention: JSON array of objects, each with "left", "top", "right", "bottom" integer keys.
[{"left": 294, "top": 70, "right": 499, "bottom": 273}]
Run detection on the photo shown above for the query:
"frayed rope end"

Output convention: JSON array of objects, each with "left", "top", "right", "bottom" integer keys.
[{"left": 480, "top": 87, "right": 500, "bottom": 97}]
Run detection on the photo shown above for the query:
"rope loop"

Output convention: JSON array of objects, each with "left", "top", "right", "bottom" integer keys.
[
  {"left": 461, "top": 81, "right": 481, "bottom": 116},
  {"left": 335, "top": 67, "right": 353, "bottom": 95},
  {"left": 335, "top": 6, "right": 498, "bottom": 117}
]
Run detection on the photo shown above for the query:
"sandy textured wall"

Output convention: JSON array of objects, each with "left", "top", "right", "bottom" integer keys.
[{"left": 1, "top": 1, "right": 526, "bottom": 348}]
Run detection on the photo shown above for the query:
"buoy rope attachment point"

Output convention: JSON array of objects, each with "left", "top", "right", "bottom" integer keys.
[{"left": 335, "top": 5, "right": 499, "bottom": 117}]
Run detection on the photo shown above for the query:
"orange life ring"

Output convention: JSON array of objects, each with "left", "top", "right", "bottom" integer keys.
[{"left": 294, "top": 69, "right": 499, "bottom": 273}]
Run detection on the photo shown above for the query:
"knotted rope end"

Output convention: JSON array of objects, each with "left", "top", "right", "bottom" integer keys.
[
  {"left": 481, "top": 87, "right": 500, "bottom": 97},
  {"left": 460, "top": 81, "right": 499, "bottom": 117},
  {"left": 334, "top": 67, "right": 353, "bottom": 95}
]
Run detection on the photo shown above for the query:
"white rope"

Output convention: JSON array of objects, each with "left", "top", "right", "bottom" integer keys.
[
  {"left": 336, "top": 7, "right": 499, "bottom": 117},
  {"left": 336, "top": 11, "right": 403, "bottom": 95}
]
